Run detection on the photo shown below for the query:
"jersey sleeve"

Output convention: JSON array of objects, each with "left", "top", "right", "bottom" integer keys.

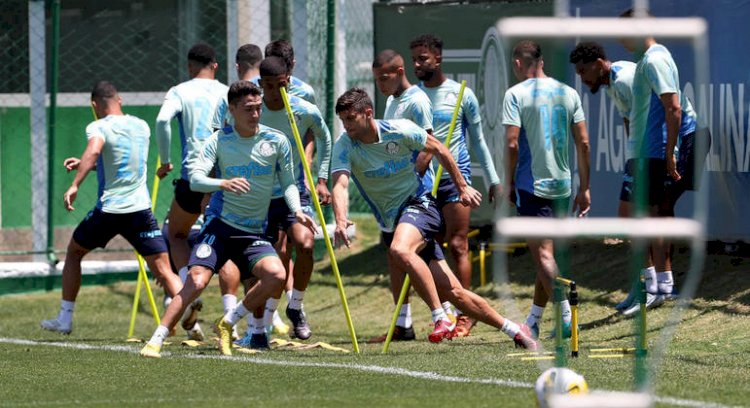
[
  {"left": 612, "top": 79, "right": 633, "bottom": 120},
  {"left": 85, "top": 121, "right": 105, "bottom": 142},
  {"left": 188, "top": 133, "right": 221, "bottom": 192},
  {"left": 401, "top": 122, "right": 429, "bottom": 151},
  {"left": 466, "top": 121, "right": 500, "bottom": 186},
  {"left": 306, "top": 106, "right": 332, "bottom": 181},
  {"left": 211, "top": 98, "right": 228, "bottom": 131},
  {"left": 462, "top": 88, "right": 482, "bottom": 125},
  {"left": 502, "top": 89, "right": 521, "bottom": 127},
  {"left": 276, "top": 136, "right": 302, "bottom": 213},
  {"left": 646, "top": 55, "right": 679, "bottom": 96},
  {"left": 411, "top": 93, "right": 434, "bottom": 131},
  {"left": 331, "top": 135, "right": 353, "bottom": 174},
  {"left": 571, "top": 89, "right": 586, "bottom": 124},
  {"left": 155, "top": 87, "right": 182, "bottom": 164}
]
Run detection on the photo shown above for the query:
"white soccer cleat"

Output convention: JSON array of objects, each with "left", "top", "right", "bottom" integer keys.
[
  {"left": 615, "top": 288, "right": 638, "bottom": 311},
  {"left": 622, "top": 293, "right": 665, "bottom": 317},
  {"left": 40, "top": 318, "right": 72, "bottom": 335},
  {"left": 186, "top": 322, "right": 205, "bottom": 341}
]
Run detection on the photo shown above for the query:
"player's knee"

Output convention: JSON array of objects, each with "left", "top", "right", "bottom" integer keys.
[
  {"left": 296, "top": 237, "right": 314, "bottom": 254},
  {"left": 449, "top": 236, "right": 469, "bottom": 256},
  {"left": 262, "top": 266, "right": 286, "bottom": 291},
  {"left": 189, "top": 270, "right": 210, "bottom": 291},
  {"left": 388, "top": 245, "right": 411, "bottom": 265}
]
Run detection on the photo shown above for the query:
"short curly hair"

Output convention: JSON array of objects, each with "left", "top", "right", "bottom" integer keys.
[{"left": 569, "top": 41, "right": 607, "bottom": 65}]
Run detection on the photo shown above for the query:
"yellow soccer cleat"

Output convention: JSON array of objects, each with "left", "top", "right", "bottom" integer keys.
[
  {"left": 214, "top": 317, "right": 233, "bottom": 356},
  {"left": 140, "top": 343, "right": 162, "bottom": 358}
]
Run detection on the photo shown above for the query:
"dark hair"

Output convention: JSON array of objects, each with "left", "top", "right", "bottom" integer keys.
[
  {"left": 264, "top": 39, "right": 294, "bottom": 71},
  {"left": 372, "top": 49, "right": 401, "bottom": 69},
  {"left": 187, "top": 43, "right": 217, "bottom": 66},
  {"left": 409, "top": 34, "right": 443, "bottom": 54},
  {"left": 512, "top": 40, "right": 543, "bottom": 63},
  {"left": 91, "top": 80, "right": 118, "bottom": 102},
  {"left": 335, "top": 88, "right": 373, "bottom": 114},
  {"left": 228, "top": 81, "right": 262, "bottom": 105},
  {"left": 259, "top": 56, "right": 288, "bottom": 78},
  {"left": 236, "top": 43, "right": 263, "bottom": 70},
  {"left": 569, "top": 41, "right": 607, "bottom": 64}
]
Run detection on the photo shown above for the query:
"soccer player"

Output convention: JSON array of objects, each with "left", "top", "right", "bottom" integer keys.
[
  {"left": 368, "top": 49, "right": 435, "bottom": 342},
  {"left": 140, "top": 81, "right": 316, "bottom": 358},
  {"left": 41, "top": 81, "right": 183, "bottom": 335},
  {"left": 502, "top": 41, "right": 591, "bottom": 339},
  {"left": 331, "top": 88, "right": 537, "bottom": 349},
  {"left": 154, "top": 43, "right": 228, "bottom": 335},
  {"left": 211, "top": 43, "right": 263, "bottom": 129},
  {"left": 410, "top": 34, "right": 501, "bottom": 337},
  {"left": 617, "top": 9, "right": 709, "bottom": 315}
]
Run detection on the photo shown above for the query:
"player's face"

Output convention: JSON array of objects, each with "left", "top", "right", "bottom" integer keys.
[
  {"left": 411, "top": 45, "right": 439, "bottom": 81},
  {"left": 260, "top": 73, "right": 290, "bottom": 104},
  {"left": 373, "top": 65, "right": 400, "bottom": 97},
  {"left": 338, "top": 108, "right": 370, "bottom": 140},
  {"left": 619, "top": 38, "right": 636, "bottom": 53},
  {"left": 575, "top": 60, "right": 605, "bottom": 94},
  {"left": 229, "top": 94, "right": 262, "bottom": 130}
]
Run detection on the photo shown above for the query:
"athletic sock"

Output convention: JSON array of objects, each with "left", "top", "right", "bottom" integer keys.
[
  {"left": 525, "top": 304, "right": 545, "bottom": 328},
  {"left": 396, "top": 303, "right": 412, "bottom": 328},
  {"left": 442, "top": 301, "right": 457, "bottom": 317},
  {"left": 58, "top": 300, "right": 75, "bottom": 325},
  {"left": 288, "top": 289, "right": 305, "bottom": 310},
  {"left": 431, "top": 308, "right": 449, "bottom": 324},
  {"left": 501, "top": 319, "right": 521, "bottom": 338},
  {"left": 286, "top": 290, "right": 293, "bottom": 304},
  {"left": 561, "top": 300, "right": 572, "bottom": 325},
  {"left": 263, "top": 298, "right": 280, "bottom": 328},
  {"left": 252, "top": 316, "right": 266, "bottom": 335},
  {"left": 147, "top": 325, "right": 170, "bottom": 346},
  {"left": 224, "top": 303, "right": 250, "bottom": 326},
  {"left": 221, "top": 294, "right": 237, "bottom": 315},
  {"left": 644, "top": 266, "right": 657, "bottom": 294},
  {"left": 657, "top": 271, "right": 674, "bottom": 294}
]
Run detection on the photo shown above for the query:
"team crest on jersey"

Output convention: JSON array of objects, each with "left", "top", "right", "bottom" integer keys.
[
  {"left": 196, "top": 243, "right": 212, "bottom": 259},
  {"left": 385, "top": 141, "right": 400, "bottom": 155},
  {"left": 258, "top": 141, "right": 274, "bottom": 157}
]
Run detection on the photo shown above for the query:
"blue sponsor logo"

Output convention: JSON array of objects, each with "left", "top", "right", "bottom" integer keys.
[
  {"left": 363, "top": 157, "right": 411, "bottom": 178},
  {"left": 225, "top": 162, "right": 272, "bottom": 178}
]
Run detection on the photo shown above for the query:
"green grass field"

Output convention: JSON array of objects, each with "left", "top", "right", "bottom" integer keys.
[{"left": 1, "top": 215, "right": 749, "bottom": 407}]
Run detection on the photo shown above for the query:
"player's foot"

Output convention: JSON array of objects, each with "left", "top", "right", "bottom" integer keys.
[
  {"left": 513, "top": 324, "right": 538, "bottom": 350},
  {"left": 453, "top": 315, "right": 476, "bottom": 337},
  {"left": 186, "top": 322, "right": 205, "bottom": 341},
  {"left": 660, "top": 287, "right": 678, "bottom": 301},
  {"left": 428, "top": 319, "right": 455, "bottom": 343},
  {"left": 231, "top": 324, "right": 240, "bottom": 341},
  {"left": 139, "top": 343, "right": 161, "bottom": 358},
  {"left": 367, "top": 325, "right": 416, "bottom": 343},
  {"left": 547, "top": 321, "right": 574, "bottom": 340},
  {"left": 286, "top": 307, "right": 312, "bottom": 340},
  {"left": 622, "top": 293, "right": 665, "bottom": 317},
  {"left": 528, "top": 322, "right": 540, "bottom": 339},
  {"left": 181, "top": 298, "right": 203, "bottom": 331},
  {"left": 615, "top": 289, "right": 638, "bottom": 311},
  {"left": 249, "top": 332, "right": 270, "bottom": 350},
  {"left": 272, "top": 311, "right": 290, "bottom": 335},
  {"left": 40, "top": 318, "right": 72, "bottom": 335},
  {"left": 214, "top": 317, "right": 233, "bottom": 356}
]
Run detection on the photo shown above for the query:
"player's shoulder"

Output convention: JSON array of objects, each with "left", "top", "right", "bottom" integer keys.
[
  {"left": 290, "top": 76, "right": 314, "bottom": 92},
  {"left": 379, "top": 119, "right": 422, "bottom": 135},
  {"left": 124, "top": 114, "right": 150, "bottom": 131},
  {"left": 291, "top": 96, "right": 321, "bottom": 116},
  {"left": 404, "top": 85, "right": 431, "bottom": 102},
  {"left": 258, "top": 124, "right": 288, "bottom": 143},
  {"left": 644, "top": 44, "right": 674, "bottom": 64}
]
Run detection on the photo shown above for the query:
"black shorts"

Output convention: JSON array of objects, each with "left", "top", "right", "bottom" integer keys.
[
  {"left": 187, "top": 217, "right": 278, "bottom": 280},
  {"left": 619, "top": 158, "right": 667, "bottom": 206},
  {"left": 73, "top": 207, "right": 167, "bottom": 256},
  {"left": 516, "top": 189, "right": 570, "bottom": 217},
  {"left": 434, "top": 172, "right": 471, "bottom": 209},
  {"left": 264, "top": 190, "right": 312, "bottom": 242},
  {"left": 664, "top": 129, "right": 711, "bottom": 206},
  {"left": 173, "top": 178, "right": 204, "bottom": 215},
  {"left": 381, "top": 195, "right": 445, "bottom": 263}
]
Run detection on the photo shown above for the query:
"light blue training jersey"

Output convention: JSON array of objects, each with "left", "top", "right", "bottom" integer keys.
[
  {"left": 259, "top": 95, "right": 332, "bottom": 197},
  {"left": 383, "top": 85, "right": 433, "bottom": 131},
  {"left": 86, "top": 114, "right": 152, "bottom": 214},
  {"left": 420, "top": 79, "right": 500, "bottom": 185},
  {"left": 191, "top": 124, "right": 298, "bottom": 234},
  {"left": 606, "top": 61, "right": 636, "bottom": 160},
  {"left": 331, "top": 119, "right": 434, "bottom": 232},
  {"left": 156, "top": 78, "right": 228, "bottom": 180},
  {"left": 502, "top": 77, "right": 586, "bottom": 199},
  {"left": 629, "top": 43, "right": 697, "bottom": 159}
]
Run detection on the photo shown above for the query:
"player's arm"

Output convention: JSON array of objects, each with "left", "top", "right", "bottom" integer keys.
[
  {"left": 572, "top": 121, "right": 591, "bottom": 217},
  {"left": 64, "top": 136, "right": 104, "bottom": 212},
  {"left": 660, "top": 92, "right": 682, "bottom": 181},
  {"left": 504, "top": 125, "right": 520, "bottom": 203},
  {"left": 423, "top": 134, "right": 482, "bottom": 208},
  {"left": 412, "top": 97, "right": 435, "bottom": 176},
  {"left": 311, "top": 111, "right": 333, "bottom": 204},
  {"left": 464, "top": 90, "right": 501, "bottom": 202},
  {"left": 331, "top": 170, "right": 353, "bottom": 248},
  {"left": 210, "top": 98, "right": 228, "bottom": 132},
  {"left": 278, "top": 138, "right": 316, "bottom": 234},
  {"left": 155, "top": 89, "right": 181, "bottom": 179}
]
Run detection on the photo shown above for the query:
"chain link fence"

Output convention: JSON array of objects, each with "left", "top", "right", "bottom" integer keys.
[{"left": 0, "top": 0, "right": 376, "bottom": 263}]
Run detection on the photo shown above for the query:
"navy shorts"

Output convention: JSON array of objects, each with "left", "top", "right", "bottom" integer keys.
[
  {"left": 188, "top": 217, "right": 278, "bottom": 280},
  {"left": 516, "top": 189, "right": 570, "bottom": 217},
  {"left": 173, "top": 178, "right": 204, "bottom": 215},
  {"left": 264, "top": 190, "right": 312, "bottom": 242},
  {"left": 73, "top": 207, "right": 167, "bottom": 256},
  {"left": 434, "top": 173, "right": 471, "bottom": 209},
  {"left": 382, "top": 195, "right": 445, "bottom": 262},
  {"left": 619, "top": 158, "right": 667, "bottom": 206},
  {"left": 664, "top": 129, "right": 711, "bottom": 207}
]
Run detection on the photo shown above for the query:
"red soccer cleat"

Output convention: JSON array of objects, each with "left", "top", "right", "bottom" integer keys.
[
  {"left": 513, "top": 324, "right": 539, "bottom": 350},
  {"left": 428, "top": 319, "right": 455, "bottom": 343}
]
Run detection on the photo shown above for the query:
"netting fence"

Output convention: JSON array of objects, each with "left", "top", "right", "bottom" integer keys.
[{"left": 0, "top": 0, "right": 375, "bottom": 263}]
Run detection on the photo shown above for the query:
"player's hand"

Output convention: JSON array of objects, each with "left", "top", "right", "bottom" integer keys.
[
  {"left": 488, "top": 183, "right": 501, "bottom": 204},
  {"left": 63, "top": 157, "right": 80, "bottom": 172},
  {"left": 200, "top": 193, "right": 211, "bottom": 214},
  {"left": 220, "top": 178, "right": 250, "bottom": 194},
  {"left": 295, "top": 210, "right": 318, "bottom": 235},
  {"left": 316, "top": 179, "right": 331, "bottom": 205},
  {"left": 334, "top": 219, "right": 354, "bottom": 249},
  {"left": 459, "top": 186, "right": 482, "bottom": 208},
  {"left": 573, "top": 188, "right": 591, "bottom": 218},
  {"left": 666, "top": 153, "right": 681, "bottom": 181},
  {"left": 156, "top": 162, "right": 173, "bottom": 179},
  {"left": 63, "top": 185, "right": 78, "bottom": 212}
]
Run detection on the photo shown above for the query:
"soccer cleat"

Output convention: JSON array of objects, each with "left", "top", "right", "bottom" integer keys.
[
  {"left": 231, "top": 324, "right": 240, "bottom": 341},
  {"left": 286, "top": 307, "right": 312, "bottom": 340},
  {"left": 513, "top": 324, "right": 539, "bottom": 350},
  {"left": 453, "top": 315, "right": 476, "bottom": 337},
  {"left": 272, "top": 311, "right": 291, "bottom": 335},
  {"left": 428, "top": 319, "right": 455, "bottom": 343},
  {"left": 181, "top": 298, "right": 203, "bottom": 331},
  {"left": 40, "top": 318, "right": 72, "bottom": 335},
  {"left": 214, "top": 317, "right": 233, "bottom": 356},
  {"left": 528, "top": 322, "right": 540, "bottom": 339},
  {"left": 186, "top": 322, "right": 205, "bottom": 341},
  {"left": 367, "top": 325, "right": 416, "bottom": 343},
  {"left": 249, "top": 333, "right": 270, "bottom": 350},
  {"left": 547, "top": 321, "right": 574, "bottom": 340},
  {"left": 622, "top": 293, "right": 665, "bottom": 317},
  {"left": 615, "top": 288, "right": 638, "bottom": 311},
  {"left": 140, "top": 343, "right": 162, "bottom": 358}
]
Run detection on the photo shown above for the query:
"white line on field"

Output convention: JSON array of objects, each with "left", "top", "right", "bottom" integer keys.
[{"left": 0, "top": 338, "right": 743, "bottom": 408}]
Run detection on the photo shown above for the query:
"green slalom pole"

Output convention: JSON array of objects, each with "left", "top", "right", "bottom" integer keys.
[
  {"left": 382, "top": 80, "right": 466, "bottom": 353},
  {"left": 281, "top": 87, "right": 359, "bottom": 354}
]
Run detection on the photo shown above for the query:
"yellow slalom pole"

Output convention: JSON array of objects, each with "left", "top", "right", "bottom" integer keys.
[
  {"left": 383, "top": 80, "right": 467, "bottom": 353},
  {"left": 479, "top": 242, "right": 487, "bottom": 286},
  {"left": 280, "top": 88, "right": 359, "bottom": 354}
]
